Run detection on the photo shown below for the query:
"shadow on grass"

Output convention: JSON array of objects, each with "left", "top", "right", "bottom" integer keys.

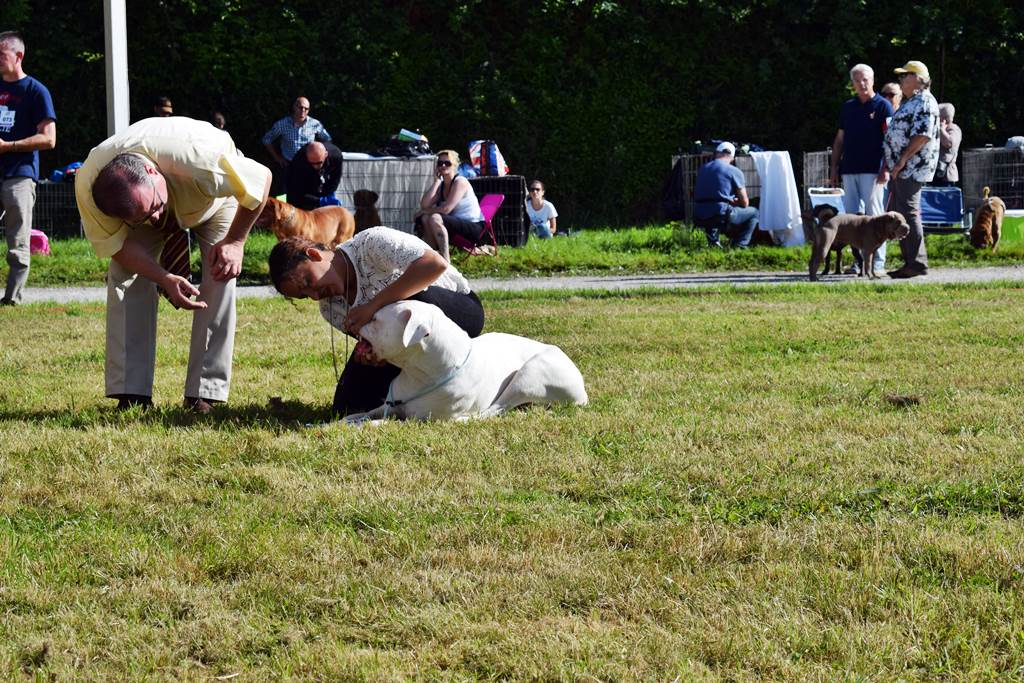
[{"left": 0, "top": 397, "right": 335, "bottom": 431}]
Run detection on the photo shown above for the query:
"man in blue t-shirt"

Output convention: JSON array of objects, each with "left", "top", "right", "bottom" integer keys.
[
  {"left": 0, "top": 31, "right": 56, "bottom": 306},
  {"left": 693, "top": 142, "right": 758, "bottom": 248},
  {"left": 829, "top": 63, "right": 893, "bottom": 274}
]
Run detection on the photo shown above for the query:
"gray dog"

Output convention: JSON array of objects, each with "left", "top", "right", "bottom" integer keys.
[{"left": 807, "top": 211, "right": 910, "bottom": 281}]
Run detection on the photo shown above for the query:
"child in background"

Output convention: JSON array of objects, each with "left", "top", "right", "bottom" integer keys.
[{"left": 526, "top": 180, "right": 558, "bottom": 238}]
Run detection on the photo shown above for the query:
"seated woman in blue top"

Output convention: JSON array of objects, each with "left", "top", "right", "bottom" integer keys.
[{"left": 415, "top": 149, "right": 485, "bottom": 262}]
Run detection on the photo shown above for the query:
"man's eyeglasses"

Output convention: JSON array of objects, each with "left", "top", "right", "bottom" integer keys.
[
  {"left": 436, "top": 160, "right": 452, "bottom": 168},
  {"left": 530, "top": 187, "right": 543, "bottom": 192},
  {"left": 128, "top": 175, "right": 166, "bottom": 228}
]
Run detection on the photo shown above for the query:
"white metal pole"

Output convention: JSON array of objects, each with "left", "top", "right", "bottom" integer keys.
[{"left": 103, "top": 0, "right": 130, "bottom": 135}]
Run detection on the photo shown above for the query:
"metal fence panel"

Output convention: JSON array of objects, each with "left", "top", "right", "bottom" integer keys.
[
  {"left": 802, "top": 150, "right": 832, "bottom": 209},
  {"left": 961, "top": 147, "right": 1024, "bottom": 211},
  {"left": 33, "top": 182, "right": 82, "bottom": 238},
  {"left": 468, "top": 175, "right": 528, "bottom": 247}
]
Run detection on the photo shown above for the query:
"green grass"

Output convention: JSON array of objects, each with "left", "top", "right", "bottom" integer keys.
[
  {"left": 10, "top": 225, "right": 1024, "bottom": 287},
  {"left": 3, "top": 283, "right": 1024, "bottom": 678}
]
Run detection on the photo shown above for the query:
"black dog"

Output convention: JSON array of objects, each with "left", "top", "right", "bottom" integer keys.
[{"left": 353, "top": 189, "right": 382, "bottom": 235}]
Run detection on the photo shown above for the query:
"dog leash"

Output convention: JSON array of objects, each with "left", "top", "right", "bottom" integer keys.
[
  {"left": 328, "top": 298, "right": 347, "bottom": 383},
  {"left": 382, "top": 346, "right": 473, "bottom": 418}
]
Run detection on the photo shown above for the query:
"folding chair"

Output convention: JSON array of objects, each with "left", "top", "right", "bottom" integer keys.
[
  {"left": 451, "top": 193, "right": 503, "bottom": 256},
  {"left": 920, "top": 186, "right": 968, "bottom": 234}
]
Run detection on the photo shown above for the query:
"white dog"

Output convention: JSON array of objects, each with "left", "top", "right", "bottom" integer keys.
[{"left": 343, "top": 300, "right": 588, "bottom": 423}]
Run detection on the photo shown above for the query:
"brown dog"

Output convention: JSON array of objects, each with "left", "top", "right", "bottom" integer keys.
[
  {"left": 254, "top": 197, "right": 355, "bottom": 247},
  {"left": 801, "top": 204, "right": 846, "bottom": 273},
  {"left": 808, "top": 211, "right": 910, "bottom": 281},
  {"left": 353, "top": 189, "right": 382, "bottom": 234},
  {"left": 969, "top": 188, "right": 1006, "bottom": 250}
]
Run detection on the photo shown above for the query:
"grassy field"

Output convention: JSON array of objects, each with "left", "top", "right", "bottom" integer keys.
[
  {"left": 2, "top": 283, "right": 1024, "bottom": 679},
  {"left": 10, "top": 224, "right": 1024, "bottom": 287}
]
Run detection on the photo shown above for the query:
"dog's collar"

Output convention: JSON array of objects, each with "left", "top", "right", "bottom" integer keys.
[{"left": 383, "top": 346, "right": 473, "bottom": 417}]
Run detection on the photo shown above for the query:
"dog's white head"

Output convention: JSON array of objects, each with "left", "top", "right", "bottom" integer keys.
[
  {"left": 357, "top": 301, "right": 434, "bottom": 365},
  {"left": 359, "top": 300, "right": 474, "bottom": 370}
]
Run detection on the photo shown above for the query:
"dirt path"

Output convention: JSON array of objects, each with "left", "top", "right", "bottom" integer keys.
[{"left": 17, "top": 266, "right": 1024, "bottom": 304}]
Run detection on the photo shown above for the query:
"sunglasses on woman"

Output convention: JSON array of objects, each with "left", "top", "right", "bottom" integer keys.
[{"left": 436, "top": 160, "right": 452, "bottom": 168}]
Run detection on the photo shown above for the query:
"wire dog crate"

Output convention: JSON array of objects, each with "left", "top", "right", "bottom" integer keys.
[
  {"left": 468, "top": 175, "right": 528, "bottom": 247},
  {"left": 961, "top": 147, "right": 1024, "bottom": 211},
  {"left": 32, "top": 182, "right": 82, "bottom": 238},
  {"left": 802, "top": 150, "right": 832, "bottom": 209},
  {"left": 669, "top": 154, "right": 761, "bottom": 225}
]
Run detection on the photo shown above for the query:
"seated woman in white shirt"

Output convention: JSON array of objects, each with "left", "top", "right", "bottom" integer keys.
[
  {"left": 526, "top": 180, "right": 559, "bottom": 238},
  {"left": 268, "top": 226, "right": 484, "bottom": 416},
  {"left": 414, "top": 149, "right": 486, "bottom": 262}
]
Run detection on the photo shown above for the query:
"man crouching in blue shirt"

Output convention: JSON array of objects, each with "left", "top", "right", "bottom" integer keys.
[{"left": 693, "top": 142, "right": 758, "bottom": 248}]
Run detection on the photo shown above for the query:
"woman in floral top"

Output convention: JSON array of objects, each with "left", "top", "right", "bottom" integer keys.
[
  {"left": 882, "top": 60, "right": 940, "bottom": 279},
  {"left": 269, "top": 226, "right": 484, "bottom": 415}
]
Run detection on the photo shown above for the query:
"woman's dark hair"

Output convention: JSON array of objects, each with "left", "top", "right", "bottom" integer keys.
[{"left": 268, "top": 236, "right": 328, "bottom": 294}]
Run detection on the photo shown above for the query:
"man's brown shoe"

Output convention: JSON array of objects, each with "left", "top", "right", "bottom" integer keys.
[{"left": 183, "top": 396, "right": 215, "bottom": 415}]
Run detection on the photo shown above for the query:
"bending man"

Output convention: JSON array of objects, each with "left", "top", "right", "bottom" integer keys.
[{"left": 75, "top": 117, "right": 271, "bottom": 412}]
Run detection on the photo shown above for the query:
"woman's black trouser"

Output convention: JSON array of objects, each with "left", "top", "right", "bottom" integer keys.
[{"left": 332, "top": 287, "right": 484, "bottom": 415}]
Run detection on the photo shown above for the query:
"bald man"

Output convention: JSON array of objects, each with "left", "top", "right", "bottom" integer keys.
[
  {"left": 285, "top": 140, "right": 343, "bottom": 210},
  {"left": 261, "top": 96, "right": 331, "bottom": 168}
]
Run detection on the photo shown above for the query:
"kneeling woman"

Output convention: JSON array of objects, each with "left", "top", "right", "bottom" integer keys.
[{"left": 268, "top": 227, "right": 484, "bottom": 415}]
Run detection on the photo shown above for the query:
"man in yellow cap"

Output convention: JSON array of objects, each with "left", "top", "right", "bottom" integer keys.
[{"left": 881, "top": 60, "right": 940, "bottom": 278}]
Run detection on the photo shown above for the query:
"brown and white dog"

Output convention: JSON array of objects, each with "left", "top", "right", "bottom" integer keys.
[
  {"left": 353, "top": 189, "right": 382, "bottom": 235},
  {"left": 969, "top": 187, "right": 1006, "bottom": 250},
  {"left": 807, "top": 211, "right": 910, "bottom": 281},
  {"left": 254, "top": 197, "right": 355, "bottom": 247}
]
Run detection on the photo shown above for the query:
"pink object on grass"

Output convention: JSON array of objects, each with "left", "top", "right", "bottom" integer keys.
[{"left": 30, "top": 229, "right": 51, "bottom": 256}]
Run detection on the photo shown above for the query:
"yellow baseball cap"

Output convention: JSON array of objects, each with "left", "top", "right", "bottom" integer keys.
[{"left": 894, "top": 60, "right": 930, "bottom": 80}]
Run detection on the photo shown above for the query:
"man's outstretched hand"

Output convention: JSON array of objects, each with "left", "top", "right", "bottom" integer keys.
[{"left": 161, "top": 274, "right": 207, "bottom": 310}]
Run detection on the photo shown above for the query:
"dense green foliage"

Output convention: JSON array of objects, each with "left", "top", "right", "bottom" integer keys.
[{"left": 3, "top": 1, "right": 1022, "bottom": 225}]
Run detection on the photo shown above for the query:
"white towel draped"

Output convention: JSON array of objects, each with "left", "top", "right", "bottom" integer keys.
[{"left": 751, "top": 151, "right": 805, "bottom": 246}]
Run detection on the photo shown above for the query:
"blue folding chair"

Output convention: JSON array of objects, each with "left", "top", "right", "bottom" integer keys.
[
  {"left": 919, "top": 186, "right": 968, "bottom": 233},
  {"left": 882, "top": 186, "right": 968, "bottom": 234}
]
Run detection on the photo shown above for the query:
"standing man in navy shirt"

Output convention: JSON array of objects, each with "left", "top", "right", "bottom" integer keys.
[
  {"left": 0, "top": 31, "right": 56, "bottom": 306},
  {"left": 829, "top": 63, "right": 893, "bottom": 274}
]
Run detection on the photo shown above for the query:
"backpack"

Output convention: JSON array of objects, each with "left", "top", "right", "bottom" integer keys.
[
  {"left": 380, "top": 135, "right": 432, "bottom": 157},
  {"left": 469, "top": 139, "right": 509, "bottom": 176}
]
